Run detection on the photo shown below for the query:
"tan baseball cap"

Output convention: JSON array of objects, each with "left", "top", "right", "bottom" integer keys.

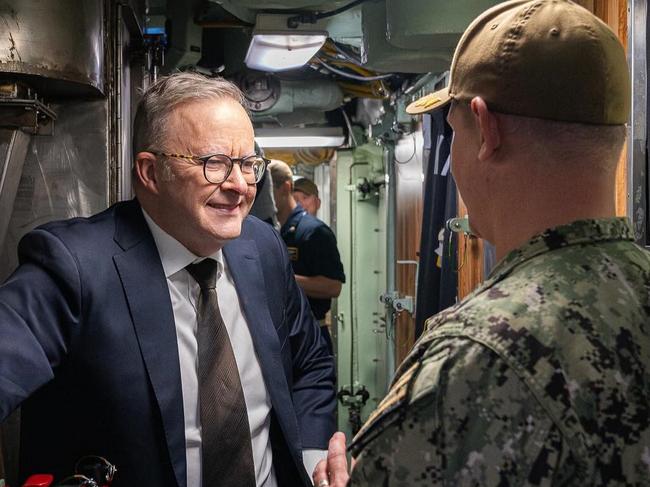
[
  {"left": 293, "top": 177, "right": 319, "bottom": 197},
  {"left": 406, "top": 0, "right": 630, "bottom": 125}
]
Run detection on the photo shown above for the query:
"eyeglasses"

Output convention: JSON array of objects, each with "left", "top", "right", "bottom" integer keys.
[
  {"left": 55, "top": 475, "right": 98, "bottom": 487},
  {"left": 55, "top": 456, "right": 116, "bottom": 487},
  {"left": 74, "top": 456, "right": 116, "bottom": 486},
  {"left": 150, "top": 151, "right": 268, "bottom": 185}
]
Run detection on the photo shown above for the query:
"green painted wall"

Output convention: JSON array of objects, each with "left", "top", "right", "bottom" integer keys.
[{"left": 334, "top": 146, "right": 389, "bottom": 439}]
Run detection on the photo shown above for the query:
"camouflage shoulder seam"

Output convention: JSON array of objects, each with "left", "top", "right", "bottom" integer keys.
[{"left": 349, "top": 353, "right": 437, "bottom": 457}]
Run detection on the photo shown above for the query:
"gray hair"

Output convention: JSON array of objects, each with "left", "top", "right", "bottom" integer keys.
[{"left": 132, "top": 72, "right": 249, "bottom": 158}]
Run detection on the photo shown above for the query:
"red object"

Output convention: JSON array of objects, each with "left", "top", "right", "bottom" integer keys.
[{"left": 22, "top": 474, "right": 54, "bottom": 487}]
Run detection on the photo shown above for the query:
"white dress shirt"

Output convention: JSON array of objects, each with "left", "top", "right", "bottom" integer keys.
[{"left": 142, "top": 210, "right": 277, "bottom": 487}]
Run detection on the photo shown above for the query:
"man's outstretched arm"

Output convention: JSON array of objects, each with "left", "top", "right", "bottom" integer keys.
[{"left": 317, "top": 337, "right": 566, "bottom": 486}]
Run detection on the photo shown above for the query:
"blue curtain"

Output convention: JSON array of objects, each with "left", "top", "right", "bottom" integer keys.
[{"left": 415, "top": 106, "right": 458, "bottom": 337}]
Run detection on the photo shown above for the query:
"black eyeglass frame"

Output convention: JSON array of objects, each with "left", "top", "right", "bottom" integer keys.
[
  {"left": 55, "top": 474, "right": 99, "bottom": 487},
  {"left": 149, "top": 151, "right": 269, "bottom": 185}
]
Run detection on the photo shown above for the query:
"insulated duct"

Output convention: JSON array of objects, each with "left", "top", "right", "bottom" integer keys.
[{"left": 241, "top": 73, "right": 344, "bottom": 116}]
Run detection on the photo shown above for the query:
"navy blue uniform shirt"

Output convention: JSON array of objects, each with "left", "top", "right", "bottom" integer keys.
[{"left": 280, "top": 204, "right": 345, "bottom": 321}]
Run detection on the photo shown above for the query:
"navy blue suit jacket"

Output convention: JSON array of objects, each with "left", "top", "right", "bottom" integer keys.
[{"left": 0, "top": 199, "right": 336, "bottom": 486}]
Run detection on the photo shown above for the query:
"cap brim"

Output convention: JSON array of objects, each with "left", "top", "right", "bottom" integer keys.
[{"left": 406, "top": 87, "right": 451, "bottom": 115}]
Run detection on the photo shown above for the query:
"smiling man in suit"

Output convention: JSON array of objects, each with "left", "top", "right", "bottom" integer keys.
[{"left": 0, "top": 72, "right": 335, "bottom": 487}]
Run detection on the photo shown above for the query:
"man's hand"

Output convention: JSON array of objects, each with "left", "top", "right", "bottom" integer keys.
[{"left": 312, "top": 432, "right": 349, "bottom": 487}]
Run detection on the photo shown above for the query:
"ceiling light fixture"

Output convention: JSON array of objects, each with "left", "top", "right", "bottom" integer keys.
[
  {"left": 255, "top": 128, "right": 345, "bottom": 148},
  {"left": 244, "top": 31, "right": 327, "bottom": 72}
]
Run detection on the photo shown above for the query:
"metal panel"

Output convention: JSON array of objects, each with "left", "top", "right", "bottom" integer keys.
[
  {"left": 386, "top": 0, "right": 502, "bottom": 50},
  {"left": 164, "top": 0, "right": 204, "bottom": 72},
  {"left": 0, "top": 100, "right": 110, "bottom": 281},
  {"left": 628, "top": 0, "right": 647, "bottom": 244},
  {"left": 0, "top": 0, "right": 104, "bottom": 96},
  {"left": 0, "top": 130, "right": 29, "bottom": 252},
  {"left": 361, "top": 1, "right": 451, "bottom": 74},
  {"left": 254, "top": 10, "right": 364, "bottom": 47},
  {"left": 114, "top": 3, "right": 142, "bottom": 202},
  {"left": 335, "top": 146, "right": 389, "bottom": 437}
]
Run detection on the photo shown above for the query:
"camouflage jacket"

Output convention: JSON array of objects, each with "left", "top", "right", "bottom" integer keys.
[{"left": 349, "top": 218, "right": 650, "bottom": 486}]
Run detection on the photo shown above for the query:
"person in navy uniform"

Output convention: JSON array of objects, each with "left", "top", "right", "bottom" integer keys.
[
  {"left": 293, "top": 177, "right": 321, "bottom": 217},
  {"left": 268, "top": 160, "right": 345, "bottom": 352}
]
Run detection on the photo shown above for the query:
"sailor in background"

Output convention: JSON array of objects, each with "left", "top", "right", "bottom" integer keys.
[
  {"left": 293, "top": 177, "right": 321, "bottom": 217},
  {"left": 268, "top": 160, "right": 345, "bottom": 354}
]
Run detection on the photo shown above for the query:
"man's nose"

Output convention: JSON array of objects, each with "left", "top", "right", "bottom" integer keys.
[{"left": 221, "top": 162, "right": 249, "bottom": 192}]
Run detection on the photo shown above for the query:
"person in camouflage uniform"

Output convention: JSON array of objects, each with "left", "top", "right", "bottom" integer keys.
[
  {"left": 347, "top": 219, "right": 650, "bottom": 486},
  {"left": 312, "top": 1, "right": 650, "bottom": 486}
]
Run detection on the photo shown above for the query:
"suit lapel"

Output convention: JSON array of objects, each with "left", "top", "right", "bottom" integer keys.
[
  {"left": 112, "top": 201, "right": 187, "bottom": 487},
  {"left": 223, "top": 238, "right": 302, "bottom": 452}
]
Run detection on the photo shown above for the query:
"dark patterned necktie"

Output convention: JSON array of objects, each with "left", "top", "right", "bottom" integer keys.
[{"left": 186, "top": 259, "right": 256, "bottom": 487}]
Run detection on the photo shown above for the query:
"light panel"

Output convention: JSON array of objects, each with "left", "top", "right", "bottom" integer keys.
[
  {"left": 255, "top": 128, "right": 345, "bottom": 148},
  {"left": 245, "top": 32, "right": 327, "bottom": 72}
]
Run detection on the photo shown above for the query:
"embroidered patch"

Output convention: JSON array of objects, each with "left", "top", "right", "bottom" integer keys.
[
  {"left": 350, "top": 361, "right": 420, "bottom": 455},
  {"left": 287, "top": 246, "right": 299, "bottom": 261}
]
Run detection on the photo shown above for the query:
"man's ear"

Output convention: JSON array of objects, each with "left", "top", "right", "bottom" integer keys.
[
  {"left": 470, "top": 97, "right": 501, "bottom": 161},
  {"left": 134, "top": 152, "right": 160, "bottom": 193}
]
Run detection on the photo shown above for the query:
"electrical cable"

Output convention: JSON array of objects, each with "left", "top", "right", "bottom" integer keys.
[
  {"left": 287, "top": 0, "right": 371, "bottom": 28},
  {"left": 326, "top": 57, "right": 374, "bottom": 78},
  {"left": 320, "top": 47, "right": 360, "bottom": 68},
  {"left": 340, "top": 107, "right": 359, "bottom": 147},
  {"left": 319, "top": 46, "right": 373, "bottom": 76},
  {"left": 331, "top": 41, "right": 363, "bottom": 66},
  {"left": 317, "top": 0, "right": 369, "bottom": 19},
  {"left": 337, "top": 81, "right": 387, "bottom": 99},
  {"left": 394, "top": 134, "right": 417, "bottom": 164},
  {"left": 315, "top": 57, "right": 394, "bottom": 81},
  {"left": 348, "top": 162, "right": 369, "bottom": 394}
]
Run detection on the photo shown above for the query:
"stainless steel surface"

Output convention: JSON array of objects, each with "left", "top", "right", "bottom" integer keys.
[
  {"left": 0, "top": 130, "right": 29, "bottom": 253},
  {"left": 383, "top": 145, "right": 396, "bottom": 378},
  {"left": 0, "top": 0, "right": 104, "bottom": 96},
  {"left": 627, "top": 0, "right": 647, "bottom": 244},
  {"left": 0, "top": 83, "right": 57, "bottom": 135},
  {"left": 116, "top": 3, "right": 135, "bottom": 203},
  {"left": 0, "top": 100, "right": 110, "bottom": 281},
  {"left": 108, "top": 1, "right": 145, "bottom": 204}
]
